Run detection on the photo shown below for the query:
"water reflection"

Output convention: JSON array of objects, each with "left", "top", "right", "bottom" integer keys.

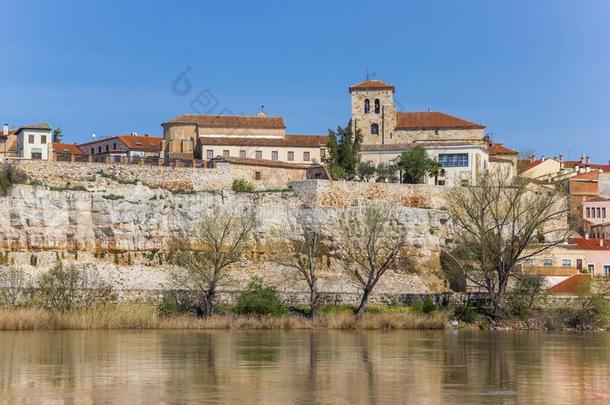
[{"left": 0, "top": 330, "right": 607, "bottom": 404}]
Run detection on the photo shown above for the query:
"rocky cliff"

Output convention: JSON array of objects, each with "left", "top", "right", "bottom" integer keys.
[{"left": 0, "top": 180, "right": 451, "bottom": 297}]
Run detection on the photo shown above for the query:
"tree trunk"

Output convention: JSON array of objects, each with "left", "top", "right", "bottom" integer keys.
[
  {"left": 202, "top": 290, "right": 216, "bottom": 317},
  {"left": 355, "top": 287, "right": 372, "bottom": 320},
  {"left": 309, "top": 285, "right": 320, "bottom": 321}
]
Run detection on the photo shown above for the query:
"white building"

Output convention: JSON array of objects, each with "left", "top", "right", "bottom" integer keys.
[
  {"left": 361, "top": 143, "right": 490, "bottom": 186},
  {"left": 16, "top": 124, "right": 52, "bottom": 160}
]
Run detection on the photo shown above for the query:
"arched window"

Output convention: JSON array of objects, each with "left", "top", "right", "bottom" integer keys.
[
  {"left": 371, "top": 123, "right": 379, "bottom": 135},
  {"left": 364, "top": 99, "right": 370, "bottom": 114},
  {"left": 374, "top": 99, "right": 380, "bottom": 113}
]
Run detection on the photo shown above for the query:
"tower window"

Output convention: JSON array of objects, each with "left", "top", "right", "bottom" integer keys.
[
  {"left": 371, "top": 123, "right": 379, "bottom": 135},
  {"left": 374, "top": 99, "right": 380, "bottom": 113},
  {"left": 364, "top": 99, "right": 370, "bottom": 114}
]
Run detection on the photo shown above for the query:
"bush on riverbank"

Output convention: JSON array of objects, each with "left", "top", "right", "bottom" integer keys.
[{"left": 0, "top": 304, "right": 447, "bottom": 331}]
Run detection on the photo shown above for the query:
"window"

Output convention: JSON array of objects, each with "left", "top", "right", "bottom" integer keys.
[
  {"left": 374, "top": 99, "right": 380, "bottom": 114},
  {"left": 303, "top": 151, "right": 310, "bottom": 161},
  {"left": 113, "top": 143, "right": 117, "bottom": 150},
  {"left": 29, "top": 135, "right": 35, "bottom": 144},
  {"left": 41, "top": 135, "right": 47, "bottom": 144},
  {"left": 543, "top": 259, "right": 553, "bottom": 267},
  {"left": 239, "top": 150, "right": 246, "bottom": 158},
  {"left": 206, "top": 149, "right": 214, "bottom": 159},
  {"left": 603, "top": 208, "right": 607, "bottom": 218},
  {"left": 460, "top": 179, "right": 470, "bottom": 187},
  {"left": 371, "top": 123, "right": 379, "bottom": 135},
  {"left": 255, "top": 150, "right": 262, "bottom": 160},
  {"left": 255, "top": 171, "right": 262, "bottom": 181},
  {"left": 98, "top": 146, "right": 102, "bottom": 153},
  {"left": 562, "top": 259, "right": 572, "bottom": 267},
  {"left": 577, "top": 259, "right": 583, "bottom": 270},
  {"left": 287, "top": 151, "right": 294, "bottom": 161},
  {"left": 524, "top": 259, "right": 534, "bottom": 267},
  {"left": 91, "top": 148, "right": 94, "bottom": 155},
  {"left": 31, "top": 148, "right": 42, "bottom": 160},
  {"left": 188, "top": 139, "right": 194, "bottom": 152},
  {"left": 604, "top": 265, "right": 610, "bottom": 277},
  {"left": 592, "top": 208, "right": 596, "bottom": 219},
  {"left": 434, "top": 130, "right": 439, "bottom": 135},
  {"left": 271, "top": 151, "right": 278, "bottom": 161},
  {"left": 597, "top": 208, "right": 601, "bottom": 218},
  {"left": 106, "top": 145, "right": 109, "bottom": 152},
  {"left": 588, "top": 264, "right": 595, "bottom": 273},
  {"left": 223, "top": 150, "right": 230, "bottom": 157},
  {"left": 586, "top": 207, "right": 591, "bottom": 218},
  {"left": 438, "top": 153, "right": 469, "bottom": 168},
  {"left": 364, "top": 99, "right": 370, "bottom": 114}
]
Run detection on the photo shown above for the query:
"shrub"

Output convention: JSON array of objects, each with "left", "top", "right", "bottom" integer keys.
[
  {"left": 29, "top": 179, "right": 44, "bottom": 187},
  {"left": 329, "top": 165, "right": 347, "bottom": 180},
  {"left": 235, "top": 278, "right": 286, "bottom": 316},
  {"left": 232, "top": 178, "right": 255, "bottom": 193},
  {"left": 410, "top": 297, "right": 436, "bottom": 314},
  {"left": 0, "top": 267, "right": 30, "bottom": 306},
  {"left": 543, "top": 296, "right": 609, "bottom": 330},
  {"left": 36, "top": 263, "right": 115, "bottom": 312},
  {"left": 452, "top": 305, "right": 478, "bottom": 323},
  {"left": 507, "top": 274, "right": 548, "bottom": 319}
]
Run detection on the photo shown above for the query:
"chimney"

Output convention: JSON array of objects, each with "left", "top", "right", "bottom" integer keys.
[
  {"left": 541, "top": 155, "right": 546, "bottom": 161},
  {"left": 600, "top": 239, "right": 604, "bottom": 248},
  {"left": 559, "top": 154, "right": 564, "bottom": 170},
  {"left": 585, "top": 232, "right": 589, "bottom": 240},
  {"left": 530, "top": 154, "right": 536, "bottom": 163},
  {"left": 581, "top": 153, "right": 586, "bottom": 165},
  {"left": 586, "top": 155, "right": 591, "bottom": 165},
  {"left": 2, "top": 124, "right": 7, "bottom": 136}
]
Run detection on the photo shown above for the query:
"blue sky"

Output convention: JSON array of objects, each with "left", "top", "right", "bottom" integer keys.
[{"left": 1, "top": 0, "right": 609, "bottom": 161}]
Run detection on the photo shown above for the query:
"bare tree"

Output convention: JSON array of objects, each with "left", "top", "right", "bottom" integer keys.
[
  {"left": 170, "top": 206, "right": 256, "bottom": 317},
  {"left": 0, "top": 266, "right": 30, "bottom": 306},
  {"left": 271, "top": 211, "right": 325, "bottom": 319},
  {"left": 446, "top": 170, "right": 569, "bottom": 321},
  {"left": 334, "top": 203, "right": 411, "bottom": 319}
]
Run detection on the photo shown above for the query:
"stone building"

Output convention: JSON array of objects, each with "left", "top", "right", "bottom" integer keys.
[
  {"left": 351, "top": 79, "right": 497, "bottom": 185},
  {"left": 15, "top": 123, "right": 52, "bottom": 160},
  {"left": 0, "top": 124, "right": 17, "bottom": 158},
  {"left": 162, "top": 114, "right": 327, "bottom": 164},
  {"left": 79, "top": 134, "right": 162, "bottom": 163}
]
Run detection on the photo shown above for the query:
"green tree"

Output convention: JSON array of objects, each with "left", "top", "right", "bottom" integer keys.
[
  {"left": 357, "top": 162, "right": 376, "bottom": 182},
  {"left": 325, "top": 122, "right": 362, "bottom": 180},
  {"left": 52, "top": 127, "right": 63, "bottom": 143},
  {"left": 395, "top": 147, "right": 442, "bottom": 184},
  {"left": 375, "top": 163, "right": 399, "bottom": 183}
]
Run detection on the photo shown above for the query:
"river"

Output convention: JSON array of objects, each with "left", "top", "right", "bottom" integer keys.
[{"left": 0, "top": 330, "right": 607, "bottom": 404}]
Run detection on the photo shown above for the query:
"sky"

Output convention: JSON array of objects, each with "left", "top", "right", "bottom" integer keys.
[{"left": 1, "top": 0, "right": 609, "bottom": 162}]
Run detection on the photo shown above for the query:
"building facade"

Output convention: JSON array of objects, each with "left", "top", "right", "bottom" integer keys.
[
  {"left": 162, "top": 114, "right": 327, "bottom": 164},
  {"left": 15, "top": 124, "right": 52, "bottom": 160},
  {"left": 78, "top": 134, "right": 162, "bottom": 163}
]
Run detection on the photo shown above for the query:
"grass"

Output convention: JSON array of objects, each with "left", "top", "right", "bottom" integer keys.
[
  {"left": 0, "top": 305, "right": 447, "bottom": 331},
  {"left": 102, "top": 194, "right": 124, "bottom": 200}
]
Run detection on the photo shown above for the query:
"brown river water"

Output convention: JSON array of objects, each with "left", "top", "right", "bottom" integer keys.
[{"left": 0, "top": 330, "right": 607, "bottom": 404}]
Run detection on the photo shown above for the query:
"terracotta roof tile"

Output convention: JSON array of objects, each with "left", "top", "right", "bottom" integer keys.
[
  {"left": 395, "top": 112, "right": 485, "bottom": 130},
  {"left": 78, "top": 135, "right": 162, "bottom": 152},
  {"left": 563, "top": 160, "right": 610, "bottom": 172},
  {"left": 571, "top": 171, "right": 599, "bottom": 181},
  {"left": 52, "top": 143, "right": 85, "bottom": 155},
  {"left": 548, "top": 274, "right": 591, "bottom": 295},
  {"left": 201, "top": 135, "right": 327, "bottom": 148},
  {"left": 569, "top": 237, "right": 610, "bottom": 251},
  {"left": 349, "top": 80, "right": 395, "bottom": 92},
  {"left": 488, "top": 143, "right": 518, "bottom": 156},
  {"left": 361, "top": 142, "right": 485, "bottom": 152},
  {"left": 167, "top": 114, "right": 286, "bottom": 130}
]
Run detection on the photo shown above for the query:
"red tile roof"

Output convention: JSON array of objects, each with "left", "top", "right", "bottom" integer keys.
[
  {"left": 569, "top": 238, "right": 610, "bottom": 251},
  {"left": 78, "top": 135, "right": 162, "bottom": 152},
  {"left": 395, "top": 112, "right": 485, "bottom": 130},
  {"left": 488, "top": 143, "right": 518, "bottom": 156},
  {"left": 570, "top": 171, "right": 599, "bottom": 181},
  {"left": 548, "top": 274, "right": 592, "bottom": 295},
  {"left": 167, "top": 115, "right": 286, "bottom": 130},
  {"left": 563, "top": 160, "right": 610, "bottom": 172},
  {"left": 201, "top": 135, "right": 327, "bottom": 148},
  {"left": 349, "top": 80, "right": 395, "bottom": 92},
  {"left": 52, "top": 143, "right": 85, "bottom": 155}
]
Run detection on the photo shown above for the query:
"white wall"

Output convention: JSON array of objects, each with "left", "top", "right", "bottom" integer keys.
[{"left": 17, "top": 129, "right": 52, "bottom": 160}]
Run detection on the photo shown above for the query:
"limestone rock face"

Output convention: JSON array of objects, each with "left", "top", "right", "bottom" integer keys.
[{"left": 0, "top": 180, "right": 451, "bottom": 294}]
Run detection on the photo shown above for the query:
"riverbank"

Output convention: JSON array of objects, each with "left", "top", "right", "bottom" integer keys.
[{"left": 0, "top": 305, "right": 448, "bottom": 331}]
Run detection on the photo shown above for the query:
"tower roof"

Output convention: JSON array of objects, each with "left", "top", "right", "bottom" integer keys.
[{"left": 349, "top": 80, "right": 395, "bottom": 93}]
